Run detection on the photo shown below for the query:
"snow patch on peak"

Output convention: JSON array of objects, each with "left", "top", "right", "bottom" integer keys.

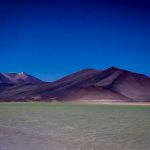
[{"left": 19, "top": 72, "right": 27, "bottom": 75}]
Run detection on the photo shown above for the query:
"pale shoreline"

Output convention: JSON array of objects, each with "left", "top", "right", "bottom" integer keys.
[
  {"left": 0, "top": 99, "right": 150, "bottom": 106},
  {"left": 65, "top": 100, "right": 150, "bottom": 106},
  {"left": 75, "top": 102, "right": 150, "bottom": 106}
]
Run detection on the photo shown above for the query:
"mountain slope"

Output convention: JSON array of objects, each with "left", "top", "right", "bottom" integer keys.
[
  {"left": 0, "top": 67, "right": 150, "bottom": 102},
  {"left": 104, "top": 67, "right": 150, "bottom": 101},
  {"left": 0, "top": 72, "right": 44, "bottom": 101},
  {"left": 24, "top": 67, "right": 150, "bottom": 102},
  {"left": 0, "top": 72, "right": 43, "bottom": 84}
]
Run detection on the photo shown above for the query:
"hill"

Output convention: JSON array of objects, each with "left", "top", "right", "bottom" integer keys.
[{"left": 0, "top": 67, "right": 150, "bottom": 102}]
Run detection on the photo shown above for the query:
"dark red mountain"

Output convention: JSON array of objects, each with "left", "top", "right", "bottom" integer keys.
[
  {"left": 0, "top": 67, "right": 150, "bottom": 102},
  {"left": 0, "top": 72, "right": 43, "bottom": 84}
]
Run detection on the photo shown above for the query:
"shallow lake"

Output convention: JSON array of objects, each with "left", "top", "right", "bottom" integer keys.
[{"left": 0, "top": 103, "right": 150, "bottom": 150}]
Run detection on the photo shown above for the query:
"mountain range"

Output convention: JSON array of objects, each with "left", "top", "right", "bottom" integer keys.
[{"left": 0, "top": 67, "right": 150, "bottom": 102}]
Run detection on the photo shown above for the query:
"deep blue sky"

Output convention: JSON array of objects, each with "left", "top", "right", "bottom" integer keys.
[{"left": 0, "top": 0, "right": 150, "bottom": 81}]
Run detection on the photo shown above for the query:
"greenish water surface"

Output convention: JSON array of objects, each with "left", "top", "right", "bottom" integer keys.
[{"left": 0, "top": 103, "right": 150, "bottom": 150}]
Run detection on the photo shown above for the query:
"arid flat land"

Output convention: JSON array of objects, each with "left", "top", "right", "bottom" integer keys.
[{"left": 0, "top": 102, "right": 150, "bottom": 150}]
